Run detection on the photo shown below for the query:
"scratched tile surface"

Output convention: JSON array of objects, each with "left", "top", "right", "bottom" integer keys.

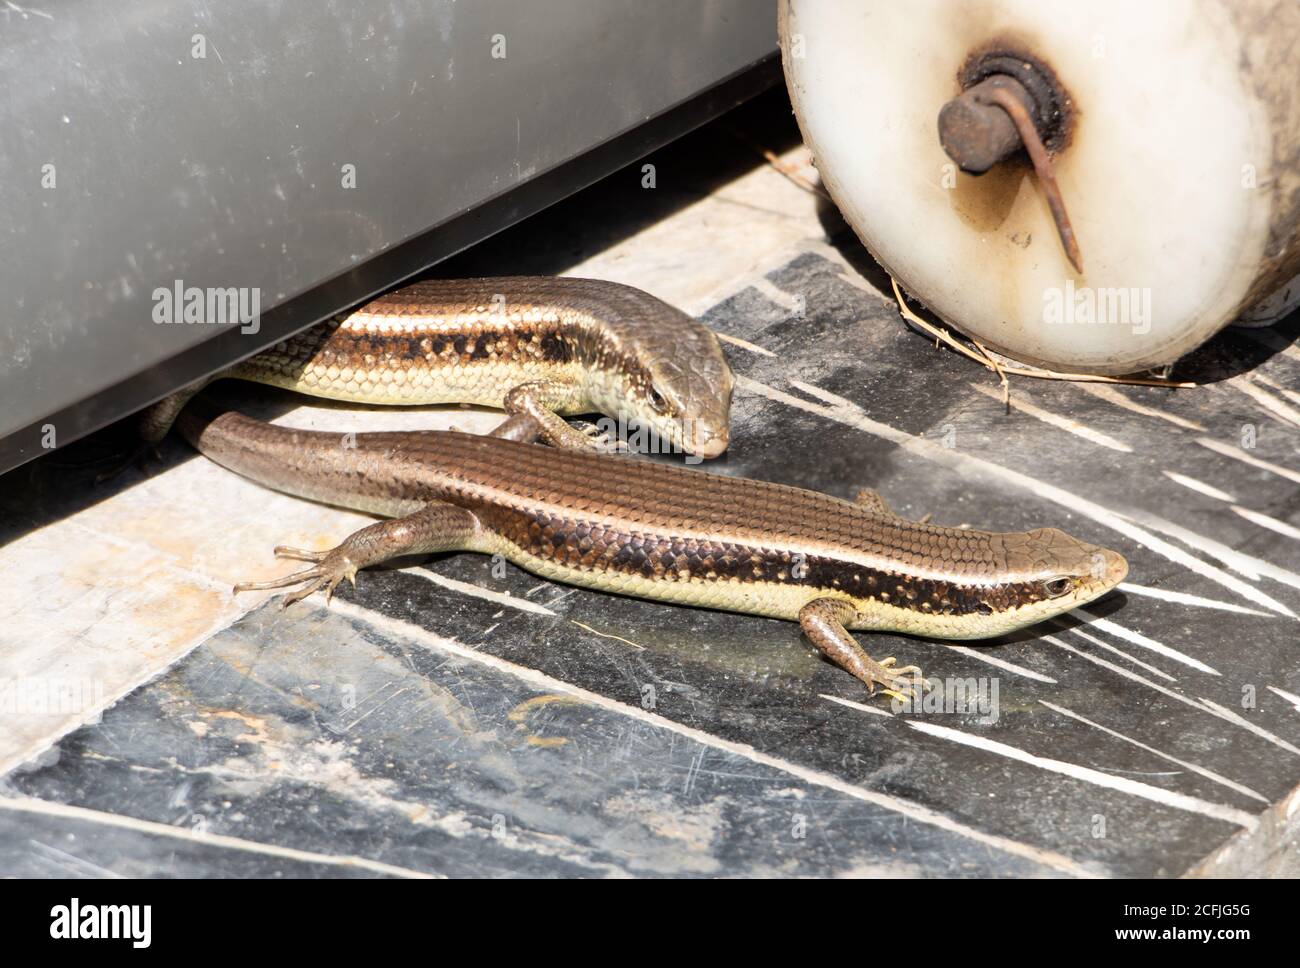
[
  {"left": 5, "top": 604, "right": 1063, "bottom": 877},
  {"left": 2, "top": 91, "right": 1298, "bottom": 877}
]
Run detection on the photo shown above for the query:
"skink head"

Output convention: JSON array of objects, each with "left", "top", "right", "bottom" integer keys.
[
  {"left": 593, "top": 307, "right": 734, "bottom": 459},
  {"left": 636, "top": 340, "right": 735, "bottom": 459},
  {"left": 981, "top": 527, "right": 1128, "bottom": 633},
  {"left": 849, "top": 525, "right": 1126, "bottom": 641}
]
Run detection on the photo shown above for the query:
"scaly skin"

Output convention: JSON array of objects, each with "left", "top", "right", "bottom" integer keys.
[
  {"left": 179, "top": 403, "right": 1129, "bottom": 700},
  {"left": 140, "top": 276, "right": 734, "bottom": 458}
]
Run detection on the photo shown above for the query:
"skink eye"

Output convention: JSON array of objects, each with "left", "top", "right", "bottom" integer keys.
[
  {"left": 1042, "top": 577, "right": 1072, "bottom": 598},
  {"left": 647, "top": 385, "right": 669, "bottom": 413}
]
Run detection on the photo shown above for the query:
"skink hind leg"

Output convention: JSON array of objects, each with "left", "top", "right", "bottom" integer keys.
[
  {"left": 235, "top": 502, "right": 481, "bottom": 606},
  {"left": 853, "top": 487, "right": 895, "bottom": 516},
  {"left": 799, "top": 598, "right": 925, "bottom": 701},
  {"left": 854, "top": 487, "right": 932, "bottom": 524},
  {"left": 502, "top": 381, "right": 621, "bottom": 452}
]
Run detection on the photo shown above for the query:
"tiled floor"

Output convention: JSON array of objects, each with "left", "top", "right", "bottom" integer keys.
[{"left": 2, "top": 90, "right": 1298, "bottom": 877}]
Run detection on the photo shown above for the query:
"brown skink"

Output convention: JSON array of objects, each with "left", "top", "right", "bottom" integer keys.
[
  {"left": 141, "top": 276, "right": 734, "bottom": 459},
  {"left": 179, "top": 402, "right": 1128, "bottom": 699}
]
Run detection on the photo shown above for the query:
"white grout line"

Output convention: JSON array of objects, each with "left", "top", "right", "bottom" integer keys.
[
  {"left": 1228, "top": 377, "right": 1300, "bottom": 430},
  {"left": 940, "top": 644, "right": 1057, "bottom": 684},
  {"left": 737, "top": 374, "right": 1296, "bottom": 618},
  {"left": 1122, "top": 508, "right": 1300, "bottom": 592},
  {"left": 409, "top": 568, "right": 557, "bottom": 616},
  {"left": 1116, "top": 583, "right": 1271, "bottom": 618},
  {"left": 714, "top": 331, "right": 777, "bottom": 357},
  {"left": 1074, "top": 611, "right": 1220, "bottom": 676},
  {"left": 1074, "top": 383, "right": 1205, "bottom": 431},
  {"left": 1196, "top": 698, "right": 1300, "bottom": 757},
  {"left": 795, "top": 378, "right": 1299, "bottom": 615},
  {"left": 1253, "top": 372, "right": 1300, "bottom": 408},
  {"left": 325, "top": 598, "right": 1098, "bottom": 877},
  {"left": 1267, "top": 685, "right": 1300, "bottom": 714},
  {"left": 820, "top": 694, "right": 894, "bottom": 717},
  {"left": 1061, "top": 626, "right": 1178, "bottom": 682},
  {"left": 1043, "top": 636, "right": 1300, "bottom": 758},
  {"left": 28, "top": 839, "right": 126, "bottom": 879},
  {"left": 1232, "top": 506, "right": 1300, "bottom": 542},
  {"left": 905, "top": 721, "right": 1258, "bottom": 829},
  {"left": 1195, "top": 437, "right": 1300, "bottom": 486},
  {"left": 970, "top": 382, "right": 1133, "bottom": 453},
  {"left": 1044, "top": 637, "right": 1210, "bottom": 714},
  {"left": 750, "top": 277, "right": 807, "bottom": 315},
  {"left": 681, "top": 238, "right": 859, "bottom": 318},
  {"left": 1038, "top": 702, "right": 1268, "bottom": 804},
  {"left": 0, "top": 796, "right": 438, "bottom": 878},
  {"left": 1161, "top": 471, "right": 1235, "bottom": 503}
]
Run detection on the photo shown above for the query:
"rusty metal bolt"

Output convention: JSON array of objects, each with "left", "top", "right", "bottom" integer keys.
[{"left": 938, "top": 75, "right": 1037, "bottom": 174}]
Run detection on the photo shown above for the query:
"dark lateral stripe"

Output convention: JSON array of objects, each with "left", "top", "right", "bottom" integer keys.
[
  {"left": 478, "top": 506, "right": 1048, "bottom": 617},
  {"left": 305, "top": 322, "right": 579, "bottom": 367}
]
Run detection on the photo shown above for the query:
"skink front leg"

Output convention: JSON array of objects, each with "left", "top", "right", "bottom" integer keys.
[
  {"left": 799, "top": 598, "right": 924, "bottom": 701},
  {"left": 502, "top": 381, "right": 621, "bottom": 452},
  {"left": 234, "top": 502, "right": 482, "bottom": 606}
]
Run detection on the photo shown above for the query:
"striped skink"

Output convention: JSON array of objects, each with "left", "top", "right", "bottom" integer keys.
[
  {"left": 179, "top": 402, "right": 1129, "bottom": 699},
  {"left": 141, "top": 276, "right": 734, "bottom": 459}
]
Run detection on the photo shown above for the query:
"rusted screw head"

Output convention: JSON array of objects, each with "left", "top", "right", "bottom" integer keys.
[{"left": 937, "top": 75, "right": 1037, "bottom": 174}]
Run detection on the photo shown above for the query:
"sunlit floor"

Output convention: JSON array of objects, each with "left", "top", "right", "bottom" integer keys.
[{"left": 3, "top": 90, "right": 1298, "bottom": 877}]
